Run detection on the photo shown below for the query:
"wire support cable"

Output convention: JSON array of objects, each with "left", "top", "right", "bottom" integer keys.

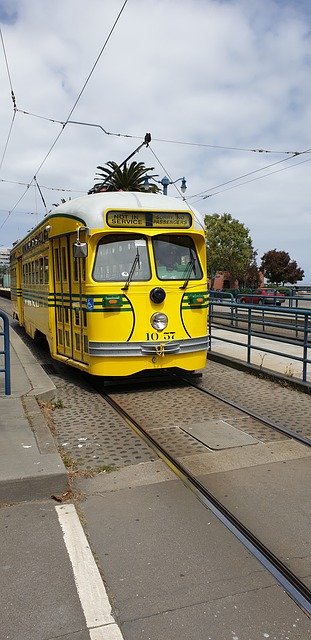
[
  {"left": 0, "top": 27, "right": 16, "bottom": 103},
  {"left": 0, "top": 184, "right": 32, "bottom": 231},
  {"left": 0, "top": 110, "right": 17, "bottom": 173},
  {"left": 0, "top": 177, "right": 84, "bottom": 193},
  {"left": 14, "top": 107, "right": 309, "bottom": 157}
]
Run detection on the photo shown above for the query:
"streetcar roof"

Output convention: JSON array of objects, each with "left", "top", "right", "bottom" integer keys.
[{"left": 49, "top": 192, "right": 205, "bottom": 231}]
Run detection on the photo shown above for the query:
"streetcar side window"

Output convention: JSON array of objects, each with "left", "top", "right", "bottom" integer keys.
[
  {"left": 153, "top": 235, "right": 202, "bottom": 281},
  {"left": 93, "top": 234, "right": 151, "bottom": 282}
]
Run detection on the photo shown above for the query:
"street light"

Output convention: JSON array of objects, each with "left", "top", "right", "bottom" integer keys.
[
  {"left": 142, "top": 175, "right": 187, "bottom": 196},
  {"left": 160, "top": 176, "right": 187, "bottom": 195}
]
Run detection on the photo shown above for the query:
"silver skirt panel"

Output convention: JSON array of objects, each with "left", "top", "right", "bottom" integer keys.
[{"left": 88, "top": 335, "right": 209, "bottom": 357}]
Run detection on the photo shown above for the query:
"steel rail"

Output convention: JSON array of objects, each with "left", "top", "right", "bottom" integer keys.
[
  {"left": 101, "top": 390, "right": 311, "bottom": 616},
  {"left": 180, "top": 375, "right": 311, "bottom": 448}
]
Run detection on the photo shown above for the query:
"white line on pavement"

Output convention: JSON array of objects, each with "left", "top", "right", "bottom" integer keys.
[{"left": 56, "top": 503, "right": 124, "bottom": 639}]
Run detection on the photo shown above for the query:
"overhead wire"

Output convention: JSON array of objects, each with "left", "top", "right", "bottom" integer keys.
[
  {"left": 148, "top": 145, "right": 205, "bottom": 231},
  {"left": 1, "top": 3, "right": 309, "bottom": 231},
  {"left": 30, "top": 0, "right": 129, "bottom": 179},
  {"left": 0, "top": 27, "right": 18, "bottom": 173},
  {"left": 1, "top": 0, "right": 129, "bottom": 230}
]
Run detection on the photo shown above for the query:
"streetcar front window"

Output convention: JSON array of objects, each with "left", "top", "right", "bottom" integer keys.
[
  {"left": 93, "top": 234, "right": 151, "bottom": 281},
  {"left": 153, "top": 235, "right": 202, "bottom": 281}
]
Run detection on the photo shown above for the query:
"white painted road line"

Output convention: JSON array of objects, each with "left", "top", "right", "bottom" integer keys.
[
  {"left": 56, "top": 503, "right": 124, "bottom": 639},
  {"left": 90, "top": 625, "right": 125, "bottom": 639}
]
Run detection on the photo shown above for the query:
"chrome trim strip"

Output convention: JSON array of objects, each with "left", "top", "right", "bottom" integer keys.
[{"left": 88, "top": 336, "right": 208, "bottom": 357}]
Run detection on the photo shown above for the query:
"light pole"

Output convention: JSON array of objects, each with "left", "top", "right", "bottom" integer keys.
[
  {"left": 160, "top": 176, "right": 187, "bottom": 195},
  {"left": 142, "top": 175, "right": 187, "bottom": 196}
]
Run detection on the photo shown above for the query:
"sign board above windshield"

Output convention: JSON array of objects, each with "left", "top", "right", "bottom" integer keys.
[{"left": 106, "top": 211, "right": 191, "bottom": 228}]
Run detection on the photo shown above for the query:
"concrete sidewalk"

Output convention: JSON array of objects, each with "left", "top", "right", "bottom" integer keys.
[{"left": 0, "top": 321, "right": 68, "bottom": 502}]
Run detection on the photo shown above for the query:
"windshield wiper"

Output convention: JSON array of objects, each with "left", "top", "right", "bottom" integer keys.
[
  {"left": 180, "top": 256, "right": 196, "bottom": 289},
  {"left": 122, "top": 248, "right": 141, "bottom": 290}
]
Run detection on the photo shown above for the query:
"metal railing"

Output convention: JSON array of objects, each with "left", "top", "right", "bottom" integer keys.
[
  {"left": 0, "top": 310, "right": 11, "bottom": 395},
  {"left": 208, "top": 292, "right": 311, "bottom": 384}
]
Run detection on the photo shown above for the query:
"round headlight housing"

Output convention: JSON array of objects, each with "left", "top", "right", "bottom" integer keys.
[
  {"left": 150, "top": 287, "right": 166, "bottom": 304},
  {"left": 150, "top": 312, "right": 168, "bottom": 331}
]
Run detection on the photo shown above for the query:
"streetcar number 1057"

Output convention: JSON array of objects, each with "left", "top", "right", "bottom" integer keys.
[{"left": 146, "top": 332, "right": 175, "bottom": 341}]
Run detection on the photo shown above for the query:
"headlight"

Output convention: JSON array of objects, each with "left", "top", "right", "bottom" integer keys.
[{"left": 150, "top": 312, "right": 168, "bottom": 331}]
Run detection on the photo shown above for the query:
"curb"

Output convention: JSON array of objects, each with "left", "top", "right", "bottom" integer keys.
[{"left": 0, "top": 324, "right": 69, "bottom": 503}]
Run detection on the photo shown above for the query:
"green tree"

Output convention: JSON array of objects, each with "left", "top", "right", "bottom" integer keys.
[
  {"left": 260, "top": 249, "right": 304, "bottom": 285},
  {"left": 204, "top": 213, "right": 253, "bottom": 285},
  {"left": 243, "top": 250, "right": 260, "bottom": 288},
  {"left": 89, "top": 161, "right": 160, "bottom": 193}
]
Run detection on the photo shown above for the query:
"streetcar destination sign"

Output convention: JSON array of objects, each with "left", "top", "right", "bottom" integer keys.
[{"left": 106, "top": 211, "right": 191, "bottom": 228}]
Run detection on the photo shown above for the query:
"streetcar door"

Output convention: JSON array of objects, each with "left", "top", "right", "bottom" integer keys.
[
  {"left": 69, "top": 233, "right": 88, "bottom": 364},
  {"left": 53, "top": 236, "right": 73, "bottom": 358}
]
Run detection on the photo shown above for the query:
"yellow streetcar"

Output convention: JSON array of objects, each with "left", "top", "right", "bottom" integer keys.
[{"left": 10, "top": 191, "right": 208, "bottom": 377}]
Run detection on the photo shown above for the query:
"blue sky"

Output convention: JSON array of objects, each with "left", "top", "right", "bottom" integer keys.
[{"left": 0, "top": 0, "right": 310, "bottom": 279}]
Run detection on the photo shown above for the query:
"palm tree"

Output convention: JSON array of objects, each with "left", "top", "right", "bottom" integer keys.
[{"left": 89, "top": 161, "right": 160, "bottom": 194}]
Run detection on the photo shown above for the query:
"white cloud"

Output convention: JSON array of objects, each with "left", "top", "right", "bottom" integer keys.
[{"left": 0, "top": 0, "right": 310, "bottom": 278}]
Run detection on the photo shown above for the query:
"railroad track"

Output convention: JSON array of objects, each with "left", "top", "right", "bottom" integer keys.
[
  {"left": 180, "top": 374, "right": 311, "bottom": 447},
  {"left": 91, "top": 378, "right": 311, "bottom": 616},
  {"left": 2, "top": 295, "right": 311, "bottom": 614}
]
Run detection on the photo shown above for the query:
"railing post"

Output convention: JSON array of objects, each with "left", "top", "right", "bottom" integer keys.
[
  {"left": 247, "top": 307, "right": 252, "bottom": 364},
  {"left": 208, "top": 294, "right": 212, "bottom": 352},
  {"left": 302, "top": 314, "right": 308, "bottom": 383},
  {"left": 0, "top": 311, "right": 11, "bottom": 395}
]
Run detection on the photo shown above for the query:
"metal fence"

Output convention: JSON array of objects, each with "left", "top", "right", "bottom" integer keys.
[
  {"left": 0, "top": 310, "right": 11, "bottom": 395},
  {"left": 208, "top": 292, "right": 311, "bottom": 384}
]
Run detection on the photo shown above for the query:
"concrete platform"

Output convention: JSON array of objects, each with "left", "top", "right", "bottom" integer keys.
[
  {"left": 0, "top": 310, "right": 68, "bottom": 502},
  {"left": 79, "top": 466, "right": 311, "bottom": 640}
]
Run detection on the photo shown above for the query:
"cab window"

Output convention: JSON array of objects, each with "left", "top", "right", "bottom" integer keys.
[
  {"left": 153, "top": 235, "right": 202, "bottom": 281},
  {"left": 93, "top": 234, "right": 151, "bottom": 282}
]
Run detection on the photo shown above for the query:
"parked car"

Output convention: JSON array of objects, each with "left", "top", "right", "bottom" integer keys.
[{"left": 240, "top": 289, "right": 286, "bottom": 306}]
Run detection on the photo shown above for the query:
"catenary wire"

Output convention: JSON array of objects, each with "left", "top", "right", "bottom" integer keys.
[
  {"left": 190, "top": 156, "right": 311, "bottom": 204},
  {"left": 188, "top": 148, "right": 311, "bottom": 200}
]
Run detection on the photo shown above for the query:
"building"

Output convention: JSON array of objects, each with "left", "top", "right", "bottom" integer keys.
[
  {"left": 210, "top": 270, "right": 264, "bottom": 291},
  {"left": 0, "top": 247, "right": 10, "bottom": 269}
]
